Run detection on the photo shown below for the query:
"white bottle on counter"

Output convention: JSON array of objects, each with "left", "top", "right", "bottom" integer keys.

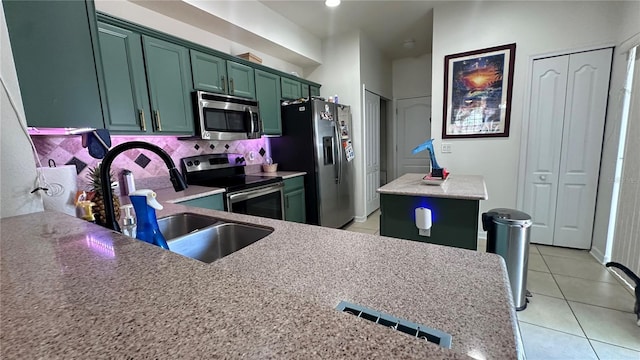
[{"left": 121, "top": 204, "right": 136, "bottom": 238}]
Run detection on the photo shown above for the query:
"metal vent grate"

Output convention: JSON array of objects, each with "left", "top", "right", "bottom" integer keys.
[{"left": 336, "top": 301, "right": 452, "bottom": 349}]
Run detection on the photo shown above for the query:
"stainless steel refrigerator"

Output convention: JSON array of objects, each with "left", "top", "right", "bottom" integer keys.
[{"left": 271, "top": 100, "right": 355, "bottom": 228}]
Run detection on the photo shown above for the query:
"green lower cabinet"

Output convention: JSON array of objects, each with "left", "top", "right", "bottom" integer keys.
[
  {"left": 310, "top": 86, "right": 321, "bottom": 97},
  {"left": 142, "top": 36, "right": 194, "bottom": 134},
  {"left": 98, "top": 22, "right": 151, "bottom": 133},
  {"left": 379, "top": 194, "right": 479, "bottom": 250},
  {"left": 226, "top": 61, "right": 255, "bottom": 99},
  {"left": 176, "top": 194, "right": 224, "bottom": 211},
  {"left": 284, "top": 176, "right": 306, "bottom": 223},
  {"left": 255, "top": 69, "right": 282, "bottom": 135}
]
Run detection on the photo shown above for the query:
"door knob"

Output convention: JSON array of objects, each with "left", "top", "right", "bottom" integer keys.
[{"left": 539, "top": 175, "right": 547, "bottom": 181}]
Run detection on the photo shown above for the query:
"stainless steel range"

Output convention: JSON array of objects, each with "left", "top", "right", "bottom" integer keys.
[{"left": 181, "top": 154, "right": 284, "bottom": 220}]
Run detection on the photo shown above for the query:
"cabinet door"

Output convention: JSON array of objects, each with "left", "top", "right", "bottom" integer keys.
[
  {"left": 98, "top": 23, "right": 151, "bottom": 133},
  {"left": 142, "top": 36, "right": 194, "bottom": 134},
  {"left": 4, "top": 0, "right": 104, "bottom": 128},
  {"left": 285, "top": 188, "right": 306, "bottom": 223},
  {"left": 226, "top": 61, "right": 256, "bottom": 99},
  {"left": 281, "top": 77, "right": 301, "bottom": 100},
  {"left": 301, "top": 84, "right": 310, "bottom": 98},
  {"left": 176, "top": 194, "right": 224, "bottom": 211},
  {"left": 190, "top": 50, "right": 228, "bottom": 94},
  {"left": 310, "top": 86, "right": 321, "bottom": 97},
  {"left": 255, "top": 69, "right": 282, "bottom": 135}
]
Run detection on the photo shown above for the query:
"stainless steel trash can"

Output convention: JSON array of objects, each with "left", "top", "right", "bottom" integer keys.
[{"left": 482, "top": 208, "right": 532, "bottom": 311}]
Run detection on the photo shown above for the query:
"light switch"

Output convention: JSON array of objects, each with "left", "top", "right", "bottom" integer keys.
[{"left": 441, "top": 143, "right": 452, "bottom": 153}]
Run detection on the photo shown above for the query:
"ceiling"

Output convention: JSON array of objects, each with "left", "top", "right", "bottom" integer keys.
[{"left": 259, "top": 0, "right": 435, "bottom": 59}]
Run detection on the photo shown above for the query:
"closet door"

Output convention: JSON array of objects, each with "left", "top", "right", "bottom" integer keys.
[
  {"left": 524, "top": 48, "right": 612, "bottom": 249},
  {"left": 553, "top": 48, "right": 612, "bottom": 248},
  {"left": 523, "top": 56, "right": 569, "bottom": 245}
]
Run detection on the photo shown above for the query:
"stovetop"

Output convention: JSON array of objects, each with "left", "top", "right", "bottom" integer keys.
[{"left": 181, "top": 153, "right": 282, "bottom": 193}]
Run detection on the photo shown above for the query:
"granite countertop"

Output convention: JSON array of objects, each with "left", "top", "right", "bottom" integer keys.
[
  {"left": 377, "top": 174, "right": 488, "bottom": 200},
  {"left": 1, "top": 205, "right": 518, "bottom": 359},
  {"left": 254, "top": 171, "right": 306, "bottom": 179},
  {"left": 118, "top": 185, "right": 225, "bottom": 206}
]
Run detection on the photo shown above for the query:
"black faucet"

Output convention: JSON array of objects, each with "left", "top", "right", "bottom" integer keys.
[{"left": 99, "top": 141, "right": 188, "bottom": 232}]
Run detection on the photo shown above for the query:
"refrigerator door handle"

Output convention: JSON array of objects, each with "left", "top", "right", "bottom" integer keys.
[{"left": 333, "top": 120, "right": 343, "bottom": 184}]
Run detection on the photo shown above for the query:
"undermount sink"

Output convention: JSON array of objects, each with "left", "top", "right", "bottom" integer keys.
[
  {"left": 157, "top": 212, "right": 223, "bottom": 240},
  {"left": 157, "top": 213, "right": 273, "bottom": 263}
]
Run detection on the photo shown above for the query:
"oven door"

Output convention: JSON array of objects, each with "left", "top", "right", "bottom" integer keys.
[{"left": 226, "top": 182, "right": 285, "bottom": 220}]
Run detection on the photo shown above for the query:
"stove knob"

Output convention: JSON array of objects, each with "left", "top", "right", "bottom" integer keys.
[
  {"left": 194, "top": 160, "right": 200, "bottom": 166},
  {"left": 235, "top": 157, "right": 242, "bottom": 163},
  {"left": 187, "top": 161, "right": 193, "bottom": 167}
]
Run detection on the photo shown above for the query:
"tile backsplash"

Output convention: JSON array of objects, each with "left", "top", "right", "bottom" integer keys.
[{"left": 32, "top": 135, "right": 271, "bottom": 191}]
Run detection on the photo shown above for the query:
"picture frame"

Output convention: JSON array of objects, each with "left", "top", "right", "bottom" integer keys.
[{"left": 442, "top": 43, "right": 516, "bottom": 139}]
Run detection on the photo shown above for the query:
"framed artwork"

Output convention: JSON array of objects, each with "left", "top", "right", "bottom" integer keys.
[{"left": 442, "top": 43, "right": 516, "bottom": 138}]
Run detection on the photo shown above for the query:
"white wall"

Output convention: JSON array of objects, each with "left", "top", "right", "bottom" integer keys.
[
  {"left": 359, "top": 32, "right": 392, "bottom": 100},
  {"left": 183, "top": 0, "right": 322, "bottom": 64},
  {"left": 95, "top": 0, "right": 306, "bottom": 76},
  {"left": 392, "top": 54, "right": 432, "bottom": 99},
  {"left": 431, "top": 1, "right": 624, "bottom": 237},
  {"left": 359, "top": 32, "right": 393, "bottom": 217},
  {"left": 1, "top": 4, "right": 44, "bottom": 218},
  {"left": 307, "top": 31, "right": 365, "bottom": 219},
  {"left": 591, "top": 1, "right": 640, "bottom": 262}
]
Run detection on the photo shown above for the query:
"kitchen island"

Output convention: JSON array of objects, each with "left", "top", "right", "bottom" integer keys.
[
  {"left": 1, "top": 202, "right": 518, "bottom": 359},
  {"left": 377, "top": 174, "right": 488, "bottom": 250}
]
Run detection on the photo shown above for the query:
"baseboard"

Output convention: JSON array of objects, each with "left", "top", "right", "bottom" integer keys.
[
  {"left": 354, "top": 215, "right": 368, "bottom": 223},
  {"left": 589, "top": 246, "right": 608, "bottom": 264}
]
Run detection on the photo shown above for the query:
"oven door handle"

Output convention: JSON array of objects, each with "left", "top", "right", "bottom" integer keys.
[{"left": 227, "top": 182, "right": 284, "bottom": 203}]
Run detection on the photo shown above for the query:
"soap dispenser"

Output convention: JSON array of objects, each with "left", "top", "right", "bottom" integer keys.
[
  {"left": 120, "top": 204, "right": 136, "bottom": 238},
  {"left": 128, "top": 189, "right": 169, "bottom": 249}
]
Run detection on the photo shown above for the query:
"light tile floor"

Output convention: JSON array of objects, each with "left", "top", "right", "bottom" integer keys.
[{"left": 343, "top": 210, "right": 640, "bottom": 359}]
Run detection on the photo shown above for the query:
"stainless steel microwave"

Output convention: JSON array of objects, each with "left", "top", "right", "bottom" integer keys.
[{"left": 194, "top": 91, "right": 262, "bottom": 140}]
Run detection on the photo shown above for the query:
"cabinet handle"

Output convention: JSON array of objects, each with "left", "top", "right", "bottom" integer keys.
[
  {"left": 285, "top": 196, "right": 289, "bottom": 209},
  {"left": 230, "top": 78, "right": 234, "bottom": 94},
  {"left": 221, "top": 75, "right": 226, "bottom": 93},
  {"left": 154, "top": 110, "right": 163, "bottom": 131},
  {"left": 138, "top": 110, "right": 146, "bottom": 131}
]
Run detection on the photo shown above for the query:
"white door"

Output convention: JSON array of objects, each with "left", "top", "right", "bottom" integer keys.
[
  {"left": 365, "top": 90, "right": 380, "bottom": 216},
  {"left": 523, "top": 56, "right": 569, "bottom": 246},
  {"left": 396, "top": 97, "right": 431, "bottom": 178},
  {"left": 553, "top": 49, "right": 612, "bottom": 248},
  {"left": 524, "top": 48, "right": 612, "bottom": 249}
]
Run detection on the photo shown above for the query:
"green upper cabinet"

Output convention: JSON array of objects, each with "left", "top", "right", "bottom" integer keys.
[
  {"left": 301, "top": 84, "right": 310, "bottom": 98},
  {"left": 142, "top": 36, "right": 194, "bottom": 134},
  {"left": 255, "top": 69, "right": 282, "bottom": 136},
  {"left": 98, "top": 22, "right": 150, "bottom": 133},
  {"left": 281, "top": 77, "right": 302, "bottom": 100},
  {"left": 4, "top": 0, "right": 106, "bottom": 128},
  {"left": 190, "top": 50, "right": 228, "bottom": 94},
  {"left": 226, "top": 61, "right": 255, "bottom": 99},
  {"left": 310, "top": 86, "right": 321, "bottom": 97}
]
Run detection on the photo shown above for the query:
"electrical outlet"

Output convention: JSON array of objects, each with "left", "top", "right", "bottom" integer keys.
[{"left": 441, "top": 143, "right": 452, "bottom": 153}]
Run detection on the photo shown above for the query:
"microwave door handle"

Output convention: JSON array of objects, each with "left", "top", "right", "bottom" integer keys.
[{"left": 245, "top": 107, "right": 255, "bottom": 134}]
